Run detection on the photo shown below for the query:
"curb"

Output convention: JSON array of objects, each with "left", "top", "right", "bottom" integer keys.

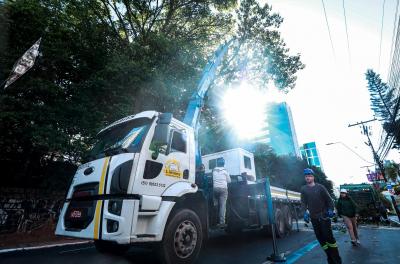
[
  {"left": 389, "top": 218, "right": 400, "bottom": 227},
  {"left": 0, "top": 240, "right": 92, "bottom": 254}
]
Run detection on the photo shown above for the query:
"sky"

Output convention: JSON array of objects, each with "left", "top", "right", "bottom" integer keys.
[{"left": 260, "top": 0, "right": 400, "bottom": 188}]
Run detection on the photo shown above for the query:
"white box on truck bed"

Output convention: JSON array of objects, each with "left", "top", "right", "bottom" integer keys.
[{"left": 202, "top": 148, "right": 256, "bottom": 181}]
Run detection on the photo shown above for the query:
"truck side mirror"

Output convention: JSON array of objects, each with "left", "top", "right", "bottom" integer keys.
[
  {"left": 150, "top": 113, "right": 172, "bottom": 159},
  {"left": 158, "top": 112, "right": 172, "bottom": 124}
]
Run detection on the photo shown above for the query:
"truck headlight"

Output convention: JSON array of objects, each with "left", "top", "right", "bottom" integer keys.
[
  {"left": 107, "top": 219, "right": 119, "bottom": 233},
  {"left": 108, "top": 199, "right": 123, "bottom": 216}
]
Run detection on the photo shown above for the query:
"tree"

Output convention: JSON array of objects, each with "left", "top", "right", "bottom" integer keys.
[
  {"left": 252, "top": 143, "right": 334, "bottom": 195},
  {"left": 365, "top": 69, "right": 400, "bottom": 149},
  {"left": 0, "top": 0, "right": 304, "bottom": 189},
  {"left": 384, "top": 160, "right": 399, "bottom": 183}
]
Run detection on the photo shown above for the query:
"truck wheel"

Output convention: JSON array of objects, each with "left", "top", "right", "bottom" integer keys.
[
  {"left": 94, "top": 240, "right": 129, "bottom": 255},
  {"left": 274, "top": 208, "right": 286, "bottom": 238},
  {"left": 159, "top": 209, "right": 203, "bottom": 264},
  {"left": 282, "top": 205, "right": 293, "bottom": 233}
]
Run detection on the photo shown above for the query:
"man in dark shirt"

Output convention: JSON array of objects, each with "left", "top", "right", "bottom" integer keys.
[{"left": 301, "top": 168, "right": 342, "bottom": 264}]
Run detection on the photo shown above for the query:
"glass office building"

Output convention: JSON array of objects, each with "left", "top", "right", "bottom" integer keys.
[
  {"left": 300, "top": 142, "right": 323, "bottom": 170},
  {"left": 254, "top": 102, "right": 300, "bottom": 157}
]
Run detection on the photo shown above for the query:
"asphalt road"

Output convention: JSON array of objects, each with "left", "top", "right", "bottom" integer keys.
[{"left": 1, "top": 224, "right": 399, "bottom": 264}]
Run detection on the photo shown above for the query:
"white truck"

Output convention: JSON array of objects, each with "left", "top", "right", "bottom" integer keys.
[{"left": 55, "top": 41, "right": 301, "bottom": 264}]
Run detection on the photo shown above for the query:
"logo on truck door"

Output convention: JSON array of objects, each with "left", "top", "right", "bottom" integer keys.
[{"left": 164, "top": 159, "right": 182, "bottom": 178}]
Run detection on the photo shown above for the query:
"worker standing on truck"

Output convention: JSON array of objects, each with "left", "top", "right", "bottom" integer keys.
[
  {"left": 337, "top": 189, "right": 360, "bottom": 246},
  {"left": 213, "top": 157, "right": 231, "bottom": 227},
  {"left": 301, "top": 168, "right": 342, "bottom": 264}
]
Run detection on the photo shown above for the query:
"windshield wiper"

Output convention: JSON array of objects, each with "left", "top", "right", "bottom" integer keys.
[{"left": 103, "top": 146, "right": 128, "bottom": 156}]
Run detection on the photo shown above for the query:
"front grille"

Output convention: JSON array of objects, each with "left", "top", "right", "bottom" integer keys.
[{"left": 64, "top": 183, "right": 99, "bottom": 230}]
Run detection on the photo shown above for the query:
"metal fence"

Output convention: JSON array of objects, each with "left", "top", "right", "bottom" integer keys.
[{"left": 0, "top": 188, "right": 64, "bottom": 234}]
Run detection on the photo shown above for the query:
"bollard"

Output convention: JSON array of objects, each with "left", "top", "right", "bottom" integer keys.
[{"left": 265, "top": 177, "right": 286, "bottom": 262}]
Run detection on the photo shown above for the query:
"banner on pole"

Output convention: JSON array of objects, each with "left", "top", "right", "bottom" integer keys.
[
  {"left": 366, "top": 171, "right": 384, "bottom": 182},
  {"left": 4, "top": 38, "right": 41, "bottom": 89}
]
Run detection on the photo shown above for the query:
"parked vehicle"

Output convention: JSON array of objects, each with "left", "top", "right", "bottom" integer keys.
[{"left": 340, "top": 184, "right": 380, "bottom": 221}]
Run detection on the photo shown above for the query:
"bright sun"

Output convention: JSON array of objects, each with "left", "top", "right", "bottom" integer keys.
[{"left": 221, "top": 82, "right": 269, "bottom": 139}]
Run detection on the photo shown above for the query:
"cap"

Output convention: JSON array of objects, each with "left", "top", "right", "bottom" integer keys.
[
  {"left": 340, "top": 189, "right": 348, "bottom": 193},
  {"left": 216, "top": 157, "right": 225, "bottom": 167},
  {"left": 304, "top": 168, "right": 314, "bottom": 175}
]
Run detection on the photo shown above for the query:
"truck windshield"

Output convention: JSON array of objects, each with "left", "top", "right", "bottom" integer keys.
[{"left": 85, "top": 118, "right": 151, "bottom": 162}]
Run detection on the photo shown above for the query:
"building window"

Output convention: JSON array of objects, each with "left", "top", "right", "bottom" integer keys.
[
  {"left": 311, "top": 148, "right": 318, "bottom": 157},
  {"left": 209, "top": 159, "right": 216, "bottom": 170},
  {"left": 244, "top": 156, "right": 252, "bottom": 169}
]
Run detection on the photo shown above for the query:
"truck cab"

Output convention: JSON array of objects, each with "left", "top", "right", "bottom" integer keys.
[{"left": 56, "top": 112, "right": 205, "bottom": 258}]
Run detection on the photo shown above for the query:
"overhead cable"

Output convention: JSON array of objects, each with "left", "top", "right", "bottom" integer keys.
[
  {"left": 342, "top": 0, "right": 351, "bottom": 65},
  {"left": 388, "top": 0, "right": 399, "bottom": 78},
  {"left": 378, "top": 0, "right": 386, "bottom": 72},
  {"left": 321, "top": 0, "right": 336, "bottom": 59}
]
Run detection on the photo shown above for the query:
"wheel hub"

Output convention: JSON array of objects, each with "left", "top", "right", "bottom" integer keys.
[{"left": 173, "top": 220, "right": 198, "bottom": 259}]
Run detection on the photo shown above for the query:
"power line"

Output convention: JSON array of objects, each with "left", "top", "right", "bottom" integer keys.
[
  {"left": 321, "top": 0, "right": 336, "bottom": 59},
  {"left": 375, "top": 0, "right": 400, "bottom": 163},
  {"left": 326, "top": 142, "right": 375, "bottom": 164},
  {"left": 388, "top": 0, "right": 399, "bottom": 78},
  {"left": 342, "top": 0, "right": 351, "bottom": 65},
  {"left": 378, "top": 0, "right": 386, "bottom": 72}
]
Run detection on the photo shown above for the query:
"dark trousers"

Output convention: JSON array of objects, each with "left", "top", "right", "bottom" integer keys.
[{"left": 311, "top": 217, "right": 342, "bottom": 264}]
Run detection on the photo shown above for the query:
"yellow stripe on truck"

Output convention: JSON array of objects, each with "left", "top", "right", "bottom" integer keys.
[
  {"left": 98, "top": 157, "right": 110, "bottom": 195},
  {"left": 93, "top": 200, "right": 103, "bottom": 240},
  {"left": 93, "top": 157, "right": 110, "bottom": 239}
]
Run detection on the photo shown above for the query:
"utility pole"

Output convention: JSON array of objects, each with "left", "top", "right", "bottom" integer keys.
[{"left": 349, "top": 119, "right": 400, "bottom": 222}]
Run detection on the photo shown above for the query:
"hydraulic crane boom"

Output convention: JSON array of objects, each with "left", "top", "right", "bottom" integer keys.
[{"left": 183, "top": 39, "right": 234, "bottom": 166}]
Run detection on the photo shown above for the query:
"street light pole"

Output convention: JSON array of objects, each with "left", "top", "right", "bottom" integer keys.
[{"left": 325, "top": 141, "right": 374, "bottom": 164}]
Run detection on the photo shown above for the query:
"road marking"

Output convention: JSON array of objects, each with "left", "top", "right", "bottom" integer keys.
[
  {"left": 285, "top": 240, "right": 319, "bottom": 264},
  {"left": 0, "top": 241, "right": 91, "bottom": 254},
  {"left": 359, "top": 226, "right": 400, "bottom": 230},
  {"left": 59, "top": 246, "right": 94, "bottom": 254}
]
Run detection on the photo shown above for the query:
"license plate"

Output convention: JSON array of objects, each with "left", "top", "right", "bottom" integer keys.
[{"left": 70, "top": 209, "right": 83, "bottom": 219}]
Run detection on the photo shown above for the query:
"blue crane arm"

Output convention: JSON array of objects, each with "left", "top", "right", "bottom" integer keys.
[
  {"left": 183, "top": 39, "right": 233, "bottom": 128},
  {"left": 182, "top": 39, "right": 234, "bottom": 168}
]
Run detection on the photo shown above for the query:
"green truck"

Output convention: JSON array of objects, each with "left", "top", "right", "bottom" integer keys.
[{"left": 339, "top": 184, "right": 380, "bottom": 221}]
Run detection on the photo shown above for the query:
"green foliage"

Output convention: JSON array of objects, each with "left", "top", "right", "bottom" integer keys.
[
  {"left": 365, "top": 69, "right": 400, "bottom": 148},
  {"left": 394, "top": 185, "right": 400, "bottom": 195},
  {"left": 0, "top": 0, "right": 304, "bottom": 189},
  {"left": 384, "top": 161, "right": 399, "bottom": 183},
  {"left": 378, "top": 192, "right": 392, "bottom": 209},
  {"left": 252, "top": 144, "right": 334, "bottom": 194}
]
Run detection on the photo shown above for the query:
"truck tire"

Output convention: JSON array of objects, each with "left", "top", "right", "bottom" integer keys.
[
  {"left": 159, "top": 209, "right": 203, "bottom": 264},
  {"left": 94, "top": 240, "right": 129, "bottom": 255},
  {"left": 282, "top": 205, "right": 293, "bottom": 233},
  {"left": 274, "top": 208, "right": 286, "bottom": 238}
]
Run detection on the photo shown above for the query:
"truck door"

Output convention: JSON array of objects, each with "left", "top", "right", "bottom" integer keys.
[{"left": 134, "top": 123, "right": 191, "bottom": 197}]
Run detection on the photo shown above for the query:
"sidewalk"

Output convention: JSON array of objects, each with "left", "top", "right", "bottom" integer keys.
[
  {"left": 388, "top": 215, "right": 400, "bottom": 226},
  {"left": 0, "top": 221, "right": 87, "bottom": 251}
]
